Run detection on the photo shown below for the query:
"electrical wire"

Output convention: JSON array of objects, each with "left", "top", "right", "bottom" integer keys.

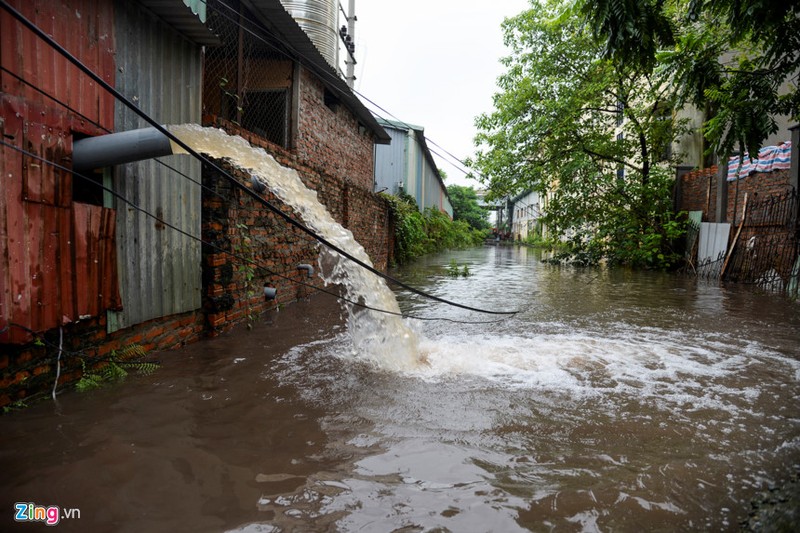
[
  {"left": 0, "top": 138, "right": 513, "bottom": 325},
  {"left": 0, "top": 0, "right": 517, "bottom": 317},
  {"left": 201, "top": 0, "right": 488, "bottom": 184}
]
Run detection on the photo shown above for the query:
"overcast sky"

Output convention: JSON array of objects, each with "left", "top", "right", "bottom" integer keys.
[{"left": 349, "top": 0, "right": 531, "bottom": 187}]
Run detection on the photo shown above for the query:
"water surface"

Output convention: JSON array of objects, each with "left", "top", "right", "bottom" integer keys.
[{"left": 1, "top": 246, "right": 798, "bottom": 532}]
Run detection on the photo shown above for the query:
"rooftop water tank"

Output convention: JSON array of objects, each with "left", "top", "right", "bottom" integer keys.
[{"left": 279, "top": 0, "right": 339, "bottom": 68}]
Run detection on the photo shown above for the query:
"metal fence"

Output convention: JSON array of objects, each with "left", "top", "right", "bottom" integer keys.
[
  {"left": 203, "top": 0, "right": 293, "bottom": 148},
  {"left": 689, "top": 188, "right": 799, "bottom": 295}
]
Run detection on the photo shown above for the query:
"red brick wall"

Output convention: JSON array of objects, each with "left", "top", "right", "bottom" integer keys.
[
  {"left": 678, "top": 166, "right": 718, "bottom": 221},
  {"left": 726, "top": 169, "right": 792, "bottom": 223},
  {"left": 0, "top": 311, "right": 204, "bottom": 408},
  {"left": 201, "top": 160, "right": 325, "bottom": 336},
  {"left": 295, "top": 68, "right": 376, "bottom": 191},
  {"left": 678, "top": 166, "right": 794, "bottom": 223},
  {"left": 199, "top": 118, "right": 394, "bottom": 335}
]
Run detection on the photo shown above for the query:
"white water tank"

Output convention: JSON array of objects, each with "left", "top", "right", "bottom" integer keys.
[{"left": 280, "top": 0, "right": 339, "bottom": 68}]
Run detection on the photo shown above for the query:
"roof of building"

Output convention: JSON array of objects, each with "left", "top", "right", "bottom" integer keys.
[
  {"left": 138, "top": 0, "right": 221, "bottom": 46},
  {"left": 375, "top": 118, "right": 450, "bottom": 202},
  {"left": 240, "top": 0, "right": 391, "bottom": 144}
]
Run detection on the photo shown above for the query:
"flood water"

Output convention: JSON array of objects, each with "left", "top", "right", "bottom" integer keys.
[{"left": 2, "top": 245, "right": 799, "bottom": 532}]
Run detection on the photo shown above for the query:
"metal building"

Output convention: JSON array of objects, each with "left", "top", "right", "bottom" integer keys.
[
  {"left": 0, "top": 0, "right": 215, "bottom": 343},
  {"left": 374, "top": 118, "right": 453, "bottom": 217}
]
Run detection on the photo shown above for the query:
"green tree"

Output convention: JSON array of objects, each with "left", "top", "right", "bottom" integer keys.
[
  {"left": 447, "top": 184, "right": 490, "bottom": 231},
  {"left": 470, "top": 0, "right": 685, "bottom": 268},
  {"left": 580, "top": 0, "right": 800, "bottom": 158}
]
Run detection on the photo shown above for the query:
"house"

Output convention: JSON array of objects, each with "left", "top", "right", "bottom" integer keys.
[
  {"left": 508, "top": 190, "right": 542, "bottom": 242},
  {"left": 374, "top": 118, "right": 453, "bottom": 217},
  {"left": 0, "top": 0, "right": 393, "bottom": 407}
]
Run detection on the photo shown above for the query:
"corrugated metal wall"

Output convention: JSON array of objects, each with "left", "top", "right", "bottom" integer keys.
[
  {"left": 374, "top": 127, "right": 408, "bottom": 194},
  {"left": 373, "top": 122, "right": 452, "bottom": 216},
  {"left": 109, "top": 0, "right": 203, "bottom": 331},
  {"left": 0, "top": 0, "right": 119, "bottom": 343}
]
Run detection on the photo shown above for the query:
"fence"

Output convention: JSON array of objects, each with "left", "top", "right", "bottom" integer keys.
[{"left": 692, "top": 188, "right": 799, "bottom": 295}]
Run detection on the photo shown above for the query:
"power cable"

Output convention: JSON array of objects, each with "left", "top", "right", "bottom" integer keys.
[
  {"left": 0, "top": 0, "right": 517, "bottom": 317},
  {"left": 203, "top": 0, "right": 487, "bottom": 184},
  {"left": 0, "top": 138, "right": 512, "bottom": 325},
  {"left": 0, "top": 62, "right": 503, "bottom": 322}
]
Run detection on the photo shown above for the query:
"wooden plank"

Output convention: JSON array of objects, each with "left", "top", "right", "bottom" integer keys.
[{"left": 721, "top": 193, "right": 749, "bottom": 278}]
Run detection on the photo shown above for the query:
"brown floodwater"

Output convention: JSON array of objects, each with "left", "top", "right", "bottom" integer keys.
[{"left": 1, "top": 245, "right": 799, "bottom": 532}]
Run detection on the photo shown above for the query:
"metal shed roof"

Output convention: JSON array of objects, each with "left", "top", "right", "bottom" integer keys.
[{"left": 138, "top": 0, "right": 221, "bottom": 45}]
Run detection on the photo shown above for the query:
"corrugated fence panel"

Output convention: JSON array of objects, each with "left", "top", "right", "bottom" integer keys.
[{"left": 110, "top": 0, "right": 203, "bottom": 331}]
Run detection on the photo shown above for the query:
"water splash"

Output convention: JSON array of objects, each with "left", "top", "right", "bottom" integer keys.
[{"left": 169, "top": 124, "right": 421, "bottom": 370}]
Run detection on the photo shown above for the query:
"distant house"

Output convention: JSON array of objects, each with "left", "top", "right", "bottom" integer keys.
[
  {"left": 509, "top": 190, "right": 542, "bottom": 242},
  {"left": 374, "top": 118, "right": 453, "bottom": 218}
]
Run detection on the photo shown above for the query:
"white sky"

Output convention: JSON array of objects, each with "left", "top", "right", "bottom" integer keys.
[{"left": 349, "top": 0, "right": 531, "bottom": 187}]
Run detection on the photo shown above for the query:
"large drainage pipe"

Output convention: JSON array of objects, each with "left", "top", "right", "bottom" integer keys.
[{"left": 72, "top": 127, "right": 175, "bottom": 173}]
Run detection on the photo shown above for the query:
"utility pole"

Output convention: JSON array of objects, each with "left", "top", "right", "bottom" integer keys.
[{"left": 345, "top": 0, "right": 356, "bottom": 88}]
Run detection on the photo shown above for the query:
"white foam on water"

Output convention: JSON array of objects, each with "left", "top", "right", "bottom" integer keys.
[{"left": 169, "top": 124, "right": 423, "bottom": 371}]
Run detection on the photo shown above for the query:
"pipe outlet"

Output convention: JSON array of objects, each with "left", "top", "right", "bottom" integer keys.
[
  {"left": 264, "top": 286, "right": 277, "bottom": 300},
  {"left": 72, "top": 127, "right": 174, "bottom": 173},
  {"left": 297, "top": 264, "right": 314, "bottom": 278}
]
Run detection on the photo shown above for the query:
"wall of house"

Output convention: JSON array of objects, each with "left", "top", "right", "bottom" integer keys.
[
  {"left": 296, "top": 68, "right": 375, "bottom": 191},
  {"left": 0, "top": 0, "right": 117, "bottom": 345},
  {"left": 0, "top": 0, "right": 394, "bottom": 408},
  {"left": 111, "top": 0, "right": 204, "bottom": 332}
]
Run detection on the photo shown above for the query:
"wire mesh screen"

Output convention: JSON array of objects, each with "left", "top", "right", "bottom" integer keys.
[{"left": 203, "top": 0, "right": 293, "bottom": 148}]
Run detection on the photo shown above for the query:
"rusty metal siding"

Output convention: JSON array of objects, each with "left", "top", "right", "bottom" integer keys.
[
  {"left": 110, "top": 0, "right": 203, "bottom": 331},
  {"left": 0, "top": 0, "right": 117, "bottom": 344}
]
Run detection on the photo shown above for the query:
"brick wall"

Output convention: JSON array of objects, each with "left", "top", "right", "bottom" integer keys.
[
  {"left": 726, "top": 169, "right": 793, "bottom": 223},
  {"left": 0, "top": 311, "right": 204, "bottom": 408},
  {"left": 679, "top": 166, "right": 794, "bottom": 222},
  {"left": 678, "top": 165, "right": 718, "bottom": 221},
  {"left": 199, "top": 118, "right": 395, "bottom": 334},
  {"left": 201, "top": 159, "right": 324, "bottom": 336},
  {"left": 295, "top": 68, "right": 376, "bottom": 191}
]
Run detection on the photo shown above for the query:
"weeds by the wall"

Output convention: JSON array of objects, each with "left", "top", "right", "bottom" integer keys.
[{"left": 383, "top": 192, "right": 488, "bottom": 265}]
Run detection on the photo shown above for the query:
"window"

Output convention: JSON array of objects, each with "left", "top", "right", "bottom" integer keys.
[{"left": 323, "top": 87, "right": 339, "bottom": 112}]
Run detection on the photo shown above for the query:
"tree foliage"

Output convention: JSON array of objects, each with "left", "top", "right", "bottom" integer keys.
[
  {"left": 470, "top": 0, "right": 686, "bottom": 268},
  {"left": 447, "top": 184, "right": 490, "bottom": 231},
  {"left": 580, "top": 0, "right": 800, "bottom": 158}
]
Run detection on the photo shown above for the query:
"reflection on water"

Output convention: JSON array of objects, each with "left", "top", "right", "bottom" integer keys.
[{"left": 1, "top": 246, "right": 798, "bottom": 532}]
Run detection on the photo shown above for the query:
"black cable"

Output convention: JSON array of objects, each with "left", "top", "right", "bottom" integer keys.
[
  {"left": 0, "top": 65, "right": 230, "bottom": 204},
  {"left": 0, "top": 139, "right": 512, "bottom": 325},
  {"left": 203, "top": 0, "right": 488, "bottom": 184},
  {"left": 0, "top": 0, "right": 517, "bottom": 317}
]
